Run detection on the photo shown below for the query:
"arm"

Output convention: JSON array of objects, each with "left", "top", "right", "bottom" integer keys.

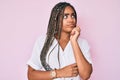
[
  {"left": 27, "top": 63, "right": 79, "bottom": 80},
  {"left": 27, "top": 37, "right": 79, "bottom": 80},
  {"left": 27, "top": 66, "right": 52, "bottom": 80},
  {"left": 70, "top": 26, "right": 93, "bottom": 80}
]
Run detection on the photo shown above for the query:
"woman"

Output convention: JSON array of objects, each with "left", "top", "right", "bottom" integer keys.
[{"left": 27, "top": 2, "right": 92, "bottom": 80}]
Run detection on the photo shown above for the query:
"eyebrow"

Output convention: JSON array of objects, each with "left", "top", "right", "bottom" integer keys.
[{"left": 64, "top": 13, "right": 75, "bottom": 15}]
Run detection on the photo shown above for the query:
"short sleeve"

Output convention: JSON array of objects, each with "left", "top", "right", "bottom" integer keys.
[
  {"left": 78, "top": 38, "right": 92, "bottom": 64},
  {"left": 27, "top": 37, "right": 45, "bottom": 70}
]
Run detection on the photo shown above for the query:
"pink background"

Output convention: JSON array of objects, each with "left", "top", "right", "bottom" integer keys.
[{"left": 0, "top": 0, "right": 120, "bottom": 80}]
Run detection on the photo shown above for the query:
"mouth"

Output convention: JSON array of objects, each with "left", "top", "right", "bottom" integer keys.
[{"left": 67, "top": 24, "right": 75, "bottom": 27}]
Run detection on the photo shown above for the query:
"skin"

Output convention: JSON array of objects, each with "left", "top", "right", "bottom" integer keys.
[{"left": 27, "top": 6, "right": 92, "bottom": 80}]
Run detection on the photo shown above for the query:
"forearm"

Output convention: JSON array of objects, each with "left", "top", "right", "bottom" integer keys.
[
  {"left": 29, "top": 71, "right": 52, "bottom": 80},
  {"left": 28, "top": 66, "right": 53, "bottom": 80},
  {"left": 70, "top": 40, "right": 92, "bottom": 80},
  {"left": 28, "top": 64, "right": 78, "bottom": 80}
]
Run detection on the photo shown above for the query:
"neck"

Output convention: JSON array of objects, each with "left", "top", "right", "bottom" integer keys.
[
  {"left": 61, "top": 32, "right": 70, "bottom": 40},
  {"left": 55, "top": 32, "right": 70, "bottom": 50},
  {"left": 55, "top": 31, "right": 70, "bottom": 41}
]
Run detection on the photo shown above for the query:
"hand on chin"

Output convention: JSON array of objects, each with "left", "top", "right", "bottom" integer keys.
[{"left": 70, "top": 26, "right": 80, "bottom": 41}]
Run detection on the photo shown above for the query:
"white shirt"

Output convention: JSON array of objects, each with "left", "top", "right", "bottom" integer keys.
[{"left": 27, "top": 36, "right": 92, "bottom": 80}]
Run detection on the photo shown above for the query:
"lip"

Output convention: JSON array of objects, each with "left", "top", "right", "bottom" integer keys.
[{"left": 67, "top": 24, "right": 75, "bottom": 27}]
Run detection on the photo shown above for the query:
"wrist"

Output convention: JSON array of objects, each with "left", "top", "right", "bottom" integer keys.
[
  {"left": 70, "top": 38, "right": 77, "bottom": 43},
  {"left": 50, "top": 70, "right": 57, "bottom": 79}
]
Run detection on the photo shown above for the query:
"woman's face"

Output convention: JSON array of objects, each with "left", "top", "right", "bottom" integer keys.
[{"left": 62, "top": 6, "right": 76, "bottom": 33}]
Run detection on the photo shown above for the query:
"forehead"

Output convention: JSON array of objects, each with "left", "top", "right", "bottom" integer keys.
[{"left": 64, "top": 6, "right": 74, "bottom": 13}]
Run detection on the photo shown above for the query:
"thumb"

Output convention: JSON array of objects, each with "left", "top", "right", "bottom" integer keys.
[{"left": 70, "top": 29, "right": 75, "bottom": 35}]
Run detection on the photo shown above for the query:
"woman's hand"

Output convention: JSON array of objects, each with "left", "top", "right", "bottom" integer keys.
[
  {"left": 70, "top": 26, "right": 80, "bottom": 41},
  {"left": 56, "top": 63, "right": 79, "bottom": 78}
]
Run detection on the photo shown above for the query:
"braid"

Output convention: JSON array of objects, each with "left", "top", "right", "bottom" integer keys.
[{"left": 40, "top": 2, "right": 77, "bottom": 71}]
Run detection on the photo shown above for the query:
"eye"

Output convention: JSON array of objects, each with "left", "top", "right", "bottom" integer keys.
[
  {"left": 63, "top": 15, "right": 67, "bottom": 19},
  {"left": 71, "top": 14, "right": 75, "bottom": 18}
]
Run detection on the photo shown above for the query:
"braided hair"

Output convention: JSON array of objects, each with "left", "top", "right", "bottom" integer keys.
[{"left": 40, "top": 2, "right": 77, "bottom": 71}]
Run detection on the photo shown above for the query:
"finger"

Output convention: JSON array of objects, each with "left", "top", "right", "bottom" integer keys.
[
  {"left": 72, "top": 66, "right": 78, "bottom": 74},
  {"left": 72, "top": 70, "right": 79, "bottom": 77},
  {"left": 70, "top": 30, "right": 75, "bottom": 35},
  {"left": 72, "top": 63, "right": 77, "bottom": 67},
  {"left": 76, "top": 26, "right": 80, "bottom": 32},
  {"left": 72, "top": 66, "right": 78, "bottom": 73},
  {"left": 73, "top": 67, "right": 78, "bottom": 70},
  {"left": 73, "top": 72, "right": 79, "bottom": 77},
  {"left": 72, "top": 67, "right": 78, "bottom": 73},
  {"left": 73, "top": 71, "right": 78, "bottom": 76}
]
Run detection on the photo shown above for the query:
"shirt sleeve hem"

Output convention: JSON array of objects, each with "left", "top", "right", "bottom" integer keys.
[{"left": 27, "top": 61, "right": 41, "bottom": 70}]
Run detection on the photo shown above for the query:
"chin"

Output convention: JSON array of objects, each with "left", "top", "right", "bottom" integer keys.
[
  {"left": 62, "top": 27, "right": 74, "bottom": 33},
  {"left": 66, "top": 29, "right": 73, "bottom": 33}
]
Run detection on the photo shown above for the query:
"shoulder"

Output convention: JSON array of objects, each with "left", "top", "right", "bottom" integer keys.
[
  {"left": 36, "top": 35, "right": 46, "bottom": 43},
  {"left": 34, "top": 35, "right": 46, "bottom": 49},
  {"left": 77, "top": 37, "right": 90, "bottom": 49},
  {"left": 78, "top": 37, "right": 89, "bottom": 45}
]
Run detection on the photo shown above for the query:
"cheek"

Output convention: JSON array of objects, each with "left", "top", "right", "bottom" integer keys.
[
  {"left": 62, "top": 20, "right": 67, "bottom": 26},
  {"left": 73, "top": 19, "right": 76, "bottom": 23},
  {"left": 62, "top": 22, "right": 67, "bottom": 30}
]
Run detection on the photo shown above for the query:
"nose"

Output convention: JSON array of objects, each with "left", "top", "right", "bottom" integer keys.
[{"left": 68, "top": 16, "right": 74, "bottom": 23}]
